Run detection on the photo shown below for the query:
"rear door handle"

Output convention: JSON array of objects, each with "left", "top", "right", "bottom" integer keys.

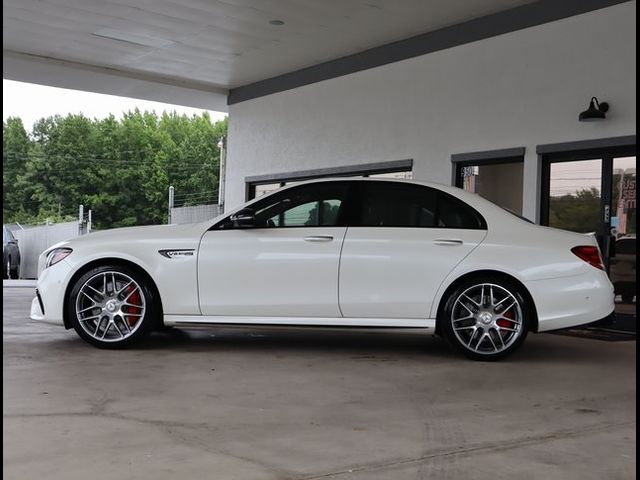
[
  {"left": 434, "top": 238, "right": 464, "bottom": 246},
  {"left": 304, "top": 235, "right": 334, "bottom": 242}
]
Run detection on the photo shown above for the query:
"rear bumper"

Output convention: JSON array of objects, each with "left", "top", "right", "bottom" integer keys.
[{"left": 525, "top": 270, "right": 615, "bottom": 332}]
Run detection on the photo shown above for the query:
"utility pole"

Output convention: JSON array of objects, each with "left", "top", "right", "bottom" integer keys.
[
  {"left": 218, "top": 136, "right": 227, "bottom": 213},
  {"left": 78, "top": 204, "right": 84, "bottom": 235},
  {"left": 168, "top": 186, "right": 175, "bottom": 224}
]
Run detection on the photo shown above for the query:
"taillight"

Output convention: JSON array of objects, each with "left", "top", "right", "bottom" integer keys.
[{"left": 571, "top": 245, "right": 605, "bottom": 270}]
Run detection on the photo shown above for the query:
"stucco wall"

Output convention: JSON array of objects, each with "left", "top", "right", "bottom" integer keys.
[{"left": 226, "top": 2, "right": 636, "bottom": 220}]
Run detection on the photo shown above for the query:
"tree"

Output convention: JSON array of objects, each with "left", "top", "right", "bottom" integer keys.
[
  {"left": 549, "top": 187, "right": 602, "bottom": 233},
  {"left": 2, "top": 111, "right": 227, "bottom": 229},
  {"left": 3, "top": 117, "right": 31, "bottom": 221}
]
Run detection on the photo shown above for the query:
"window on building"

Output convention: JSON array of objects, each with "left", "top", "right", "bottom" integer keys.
[
  {"left": 246, "top": 161, "right": 413, "bottom": 200},
  {"left": 254, "top": 183, "right": 282, "bottom": 198},
  {"left": 455, "top": 158, "right": 524, "bottom": 215}
]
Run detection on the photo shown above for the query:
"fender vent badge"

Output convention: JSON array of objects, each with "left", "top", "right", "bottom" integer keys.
[{"left": 159, "top": 249, "right": 195, "bottom": 259}]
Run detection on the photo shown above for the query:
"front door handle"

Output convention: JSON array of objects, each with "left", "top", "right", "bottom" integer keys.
[
  {"left": 304, "top": 235, "right": 334, "bottom": 242},
  {"left": 434, "top": 238, "right": 464, "bottom": 246}
]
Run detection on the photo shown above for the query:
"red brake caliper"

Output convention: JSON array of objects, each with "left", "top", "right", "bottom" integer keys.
[
  {"left": 496, "top": 309, "right": 514, "bottom": 329},
  {"left": 124, "top": 286, "right": 142, "bottom": 327}
]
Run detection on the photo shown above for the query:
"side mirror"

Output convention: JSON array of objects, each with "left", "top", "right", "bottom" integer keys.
[{"left": 229, "top": 208, "right": 256, "bottom": 227}]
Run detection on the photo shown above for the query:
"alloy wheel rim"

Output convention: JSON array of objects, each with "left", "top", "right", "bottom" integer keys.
[
  {"left": 451, "top": 283, "right": 523, "bottom": 355},
  {"left": 75, "top": 271, "right": 146, "bottom": 342}
]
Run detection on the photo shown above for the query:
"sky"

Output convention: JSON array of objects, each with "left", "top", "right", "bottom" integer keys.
[
  {"left": 3, "top": 79, "right": 227, "bottom": 130},
  {"left": 549, "top": 157, "right": 636, "bottom": 196}
]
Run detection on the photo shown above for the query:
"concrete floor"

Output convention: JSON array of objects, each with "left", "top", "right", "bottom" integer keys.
[{"left": 3, "top": 286, "right": 636, "bottom": 480}]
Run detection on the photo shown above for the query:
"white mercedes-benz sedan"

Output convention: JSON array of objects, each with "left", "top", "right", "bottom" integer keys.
[{"left": 31, "top": 178, "right": 614, "bottom": 360}]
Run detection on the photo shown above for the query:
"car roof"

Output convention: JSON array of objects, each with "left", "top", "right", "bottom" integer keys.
[{"left": 259, "top": 176, "right": 471, "bottom": 198}]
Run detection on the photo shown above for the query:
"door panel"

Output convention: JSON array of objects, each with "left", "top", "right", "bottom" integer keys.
[
  {"left": 198, "top": 227, "right": 346, "bottom": 317},
  {"left": 339, "top": 228, "right": 486, "bottom": 318}
]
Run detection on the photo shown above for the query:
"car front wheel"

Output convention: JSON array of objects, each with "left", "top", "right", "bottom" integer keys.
[
  {"left": 67, "top": 265, "right": 158, "bottom": 348},
  {"left": 441, "top": 277, "right": 530, "bottom": 361}
]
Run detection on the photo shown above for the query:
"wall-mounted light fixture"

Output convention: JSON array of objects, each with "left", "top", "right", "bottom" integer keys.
[{"left": 579, "top": 97, "right": 609, "bottom": 121}]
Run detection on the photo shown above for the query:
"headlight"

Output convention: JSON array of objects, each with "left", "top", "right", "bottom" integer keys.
[{"left": 45, "top": 248, "right": 73, "bottom": 268}]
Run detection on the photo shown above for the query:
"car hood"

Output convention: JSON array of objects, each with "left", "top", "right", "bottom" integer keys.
[{"left": 49, "top": 223, "right": 207, "bottom": 251}]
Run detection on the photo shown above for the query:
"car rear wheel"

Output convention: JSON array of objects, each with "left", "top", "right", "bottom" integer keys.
[
  {"left": 11, "top": 260, "right": 19, "bottom": 279},
  {"left": 441, "top": 277, "right": 530, "bottom": 361},
  {"left": 67, "top": 265, "right": 158, "bottom": 348},
  {"left": 4, "top": 257, "right": 11, "bottom": 279}
]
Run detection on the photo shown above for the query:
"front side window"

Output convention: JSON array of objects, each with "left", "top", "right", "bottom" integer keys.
[
  {"left": 225, "top": 182, "right": 349, "bottom": 229},
  {"left": 355, "top": 182, "right": 485, "bottom": 229}
]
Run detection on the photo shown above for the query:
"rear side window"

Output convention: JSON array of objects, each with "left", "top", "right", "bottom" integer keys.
[
  {"left": 438, "top": 192, "right": 486, "bottom": 229},
  {"left": 355, "top": 182, "right": 486, "bottom": 229},
  {"left": 358, "top": 182, "right": 437, "bottom": 227}
]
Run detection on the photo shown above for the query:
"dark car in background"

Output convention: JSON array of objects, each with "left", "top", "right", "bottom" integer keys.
[
  {"left": 3, "top": 226, "right": 21, "bottom": 279},
  {"left": 610, "top": 235, "right": 636, "bottom": 303}
]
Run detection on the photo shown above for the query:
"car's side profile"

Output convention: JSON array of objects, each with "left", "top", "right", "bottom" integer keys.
[
  {"left": 31, "top": 179, "right": 614, "bottom": 360},
  {"left": 3, "top": 226, "right": 21, "bottom": 280}
]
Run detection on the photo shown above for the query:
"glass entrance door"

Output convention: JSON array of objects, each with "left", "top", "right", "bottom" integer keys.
[
  {"left": 610, "top": 157, "right": 636, "bottom": 307},
  {"left": 542, "top": 153, "right": 636, "bottom": 319},
  {"left": 547, "top": 158, "right": 603, "bottom": 234}
]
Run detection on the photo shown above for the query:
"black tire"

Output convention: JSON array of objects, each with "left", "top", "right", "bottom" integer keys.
[
  {"left": 67, "top": 264, "right": 159, "bottom": 348},
  {"left": 4, "top": 257, "right": 11, "bottom": 280},
  {"left": 11, "top": 260, "right": 20, "bottom": 279},
  {"left": 440, "top": 275, "right": 531, "bottom": 361}
]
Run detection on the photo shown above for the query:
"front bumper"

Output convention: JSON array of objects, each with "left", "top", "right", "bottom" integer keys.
[{"left": 29, "top": 259, "right": 73, "bottom": 326}]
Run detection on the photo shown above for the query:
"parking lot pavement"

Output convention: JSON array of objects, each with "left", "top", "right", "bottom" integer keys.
[{"left": 3, "top": 287, "right": 636, "bottom": 480}]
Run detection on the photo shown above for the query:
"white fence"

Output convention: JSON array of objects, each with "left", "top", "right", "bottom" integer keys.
[
  {"left": 14, "top": 221, "right": 81, "bottom": 279},
  {"left": 170, "top": 204, "right": 221, "bottom": 224}
]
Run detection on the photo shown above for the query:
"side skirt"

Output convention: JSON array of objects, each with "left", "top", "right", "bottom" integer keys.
[{"left": 164, "top": 315, "right": 436, "bottom": 330}]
